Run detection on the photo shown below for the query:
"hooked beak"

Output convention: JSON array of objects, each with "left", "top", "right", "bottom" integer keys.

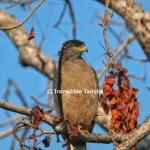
[
  {"left": 74, "top": 45, "right": 88, "bottom": 53},
  {"left": 84, "top": 47, "right": 88, "bottom": 53}
]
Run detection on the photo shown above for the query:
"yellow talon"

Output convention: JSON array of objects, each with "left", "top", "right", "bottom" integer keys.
[{"left": 77, "top": 125, "right": 89, "bottom": 135}]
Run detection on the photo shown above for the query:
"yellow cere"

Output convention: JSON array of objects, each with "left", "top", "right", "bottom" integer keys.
[{"left": 73, "top": 45, "right": 86, "bottom": 51}]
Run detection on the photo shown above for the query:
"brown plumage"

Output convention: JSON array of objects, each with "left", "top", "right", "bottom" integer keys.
[{"left": 53, "top": 40, "right": 98, "bottom": 150}]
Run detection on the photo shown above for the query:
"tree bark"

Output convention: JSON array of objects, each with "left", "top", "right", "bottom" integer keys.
[
  {"left": 97, "top": 0, "right": 150, "bottom": 60},
  {"left": 0, "top": 9, "right": 54, "bottom": 79}
]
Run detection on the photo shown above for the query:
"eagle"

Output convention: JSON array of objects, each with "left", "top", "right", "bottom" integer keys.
[{"left": 53, "top": 40, "right": 99, "bottom": 150}]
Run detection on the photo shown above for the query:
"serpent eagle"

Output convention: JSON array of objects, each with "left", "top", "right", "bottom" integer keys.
[{"left": 53, "top": 40, "right": 98, "bottom": 150}]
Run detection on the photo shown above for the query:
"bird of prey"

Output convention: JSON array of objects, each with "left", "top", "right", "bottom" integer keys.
[{"left": 53, "top": 40, "right": 99, "bottom": 150}]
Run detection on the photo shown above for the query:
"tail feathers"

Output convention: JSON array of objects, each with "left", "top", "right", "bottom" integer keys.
[{"left": 68, "top": 142, "right": 86, "bottom": 150}]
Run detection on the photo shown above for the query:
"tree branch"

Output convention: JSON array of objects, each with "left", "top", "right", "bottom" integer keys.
[
  {"left": 115, "top": 115, "right": 150, "bottom": 150},
  {"left": 0, "top": 100, "right": 54, "bottom": 126},
  {"left": 66, "top": 0, "right": 76, "bottom": 39},
  {"left": 0, "top": 9, "right": 54, "bottom": 79},
  {"left": 98, "top": 34, "right": 135, "bottom": 79},
  {"left": 0, "top": 0, "right": 45, "bottom": 30},
  {"left": 0, "top": 128, "right": 13, "bottom": 139},
  {"left": 0, "top": 115, "right": 27, "bottom": 127},
  {"left": 97, "top": 0, "right": 150, "bottom": 60},
  {"left": 53, "top": 1, "right": 67, "bottom": 27},
  {"left": 0, "top": 100, "right": 150, "bottom": 147}
]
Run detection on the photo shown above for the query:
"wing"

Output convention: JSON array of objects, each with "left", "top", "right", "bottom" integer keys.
[
  {"left": 53, "top": 64, "right": 60, "bottom": 115},
  {"left": 53, "top": 53, "right": 65, "bottom": 119}
]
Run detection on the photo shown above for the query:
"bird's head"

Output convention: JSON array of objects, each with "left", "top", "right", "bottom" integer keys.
[{"left": 59, "top": 40, "right": 88, "bottom": 59}]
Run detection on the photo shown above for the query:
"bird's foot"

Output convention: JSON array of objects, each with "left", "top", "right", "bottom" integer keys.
[{"left": 77, "top": 125, "right": 89, "bottom": 135}]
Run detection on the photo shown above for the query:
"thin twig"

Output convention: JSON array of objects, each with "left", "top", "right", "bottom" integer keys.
[
  {"left": 66, "top": 0, "right": 76, "bottom": 39},
  {"left": 98, "top": 35, "right": 135, "bottom": 79},
  {"left": 6, "top": 0, "right": 21, "bottom": 9},
  {"left": 53, "top": 1, "right": 67, "bottom": 27},
  {"left": 128, "top": 74, "right": 146, "bottom": 81},
  {"left": 4, "top": 79, "right": 28, "bottom": 107},
  {"left": 1, "top": 100, "right": 150, "bottom": 146},
  {"left": 93, "top": 13, "right": 125, "bottom": 26},
  {"left": 125, "top": 55, "right": 149, "bottom": 62},
  {"left": 0, "top": 100, "right": 54, "bottom": 126},
  {"left": 0, "top": 0, "right": 45, "bottom": 30},
  {"left": 0, "top": 128, "right": 13, "bottom": 139},
  {"left": 107, "top": 24, "right": 124, "bottom": 46},
  {"left": 0, "top": 10, "right": 54, "bottom": 79},
  {"left": 0, "top": 115, "right": 27, "bottom": 127},
  {"left": 102, "top": 0, "right": 111, "bottom": 55}
]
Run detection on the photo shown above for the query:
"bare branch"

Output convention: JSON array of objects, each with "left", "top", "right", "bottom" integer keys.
[
  {"left": 0, "top": 0, "right": 45, "bottom": 30},
  {"left": 102, "top": 0, "right": 111, "bottom": 54},
  {"left": 0, "top": 9, "right": 54, "bottom": 79},
  {"left": 4, "top": 79, "right": 28, "bottom": 107},
  {"left": 97, "top": 0, "right": 150, "bottom": 60},
  {"left": 0, "top": 115, "right": 27, "bottom": 127},
  {"left": 126, "top": 55, "right": 149, "bottom": 62},
  {"left": 1, "top": 100, "right": 150, "bottom": 147},
  {"left": 114, "top": 115, "right": 150, "bottom": 150},
  {"left": 53, "top": 1, "right": 67, "bottom": 27},
  {"left": 66, "top": 0, "right": 76, "bottom": 39},
  {"left": 0, "top": 0, "right": 35, "bottom": 6},
  {"left": 0, "top": 128, "right": 13, "bottom": 139},
  {"left": 98, "top": 34, "right": 135, "bottom": 79},
  {"left": 0, "top": 100, "right": 31, "bottom": 116},
  {"left": 96, "top": 13, "right": 125, "bottom": 26},
  {"left": 0, "top": 100, "right": 54, "bottom": 126},
  {"left": 12, "top": 121, "right": 55, "bottom": 148},
  {"left": 128, "top": 74, "right": 146, "bottom": 81},
  {"left": 6, "top": 0, "right": 21, "bottom": 9}
]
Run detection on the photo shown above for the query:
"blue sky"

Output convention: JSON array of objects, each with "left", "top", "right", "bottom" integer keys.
[{"left": 0, "top": 0, "right": 150, "bottom": 149}]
